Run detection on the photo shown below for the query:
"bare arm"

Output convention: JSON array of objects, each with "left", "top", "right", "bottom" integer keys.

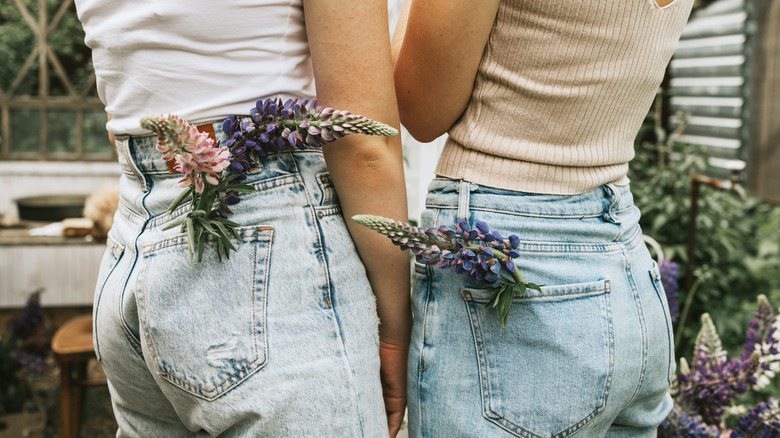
[
  {"left": 392, "top": 0, "right": 500, "bottom": 142},
  {"left": 303, "top": 2, "right": 410, "bottom": 435}
]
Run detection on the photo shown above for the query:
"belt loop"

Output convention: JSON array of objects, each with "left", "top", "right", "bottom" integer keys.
[
  {"left": 120, "top": 137, "right": 150, "bottom": 193},
  {"left": 457, "top": 180, "right": 471, "bottom": 222},
  {"left": 602, "top": 183, "right": 621, "bottom": 224}
]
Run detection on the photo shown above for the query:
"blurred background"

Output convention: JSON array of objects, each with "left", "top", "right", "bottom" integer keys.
[{"left": 0, "top": 0, "right": 778, "bottom": 436}]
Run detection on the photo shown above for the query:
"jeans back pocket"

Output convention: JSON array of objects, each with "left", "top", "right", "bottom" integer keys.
[
  {"left": 139, "top": 226, "right": 274, "bottom": 400},
  {"left": 463, "top": 280, "right": 614, "bottom": 438}
]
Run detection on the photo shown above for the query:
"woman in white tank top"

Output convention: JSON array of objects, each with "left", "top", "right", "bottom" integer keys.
[{"left": 75, "top": 0, "right": 411, "bottom": 436}]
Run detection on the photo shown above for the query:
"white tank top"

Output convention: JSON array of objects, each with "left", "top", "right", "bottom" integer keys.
[{"left": 74, "top": 0, "right": 315, "bottom": 135}]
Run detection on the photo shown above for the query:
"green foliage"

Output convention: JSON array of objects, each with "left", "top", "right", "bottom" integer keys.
[
  {"left": 629, "top": 107, "right": 780, "bottom": 361},
  {"left": 0, "top": 0, "right": 92, "bottom": 95}
]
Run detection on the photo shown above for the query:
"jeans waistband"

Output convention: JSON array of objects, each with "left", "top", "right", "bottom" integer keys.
[
  {"left": 426, "top": 178, "right": 636, "bottom": 220},
  {"left": 115, "top": 118, "right": 246, "bottom": 177}
]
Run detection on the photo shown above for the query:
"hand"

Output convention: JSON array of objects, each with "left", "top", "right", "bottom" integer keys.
[{"left": 380, "top": 338, "right": 409, "bottom": 437}]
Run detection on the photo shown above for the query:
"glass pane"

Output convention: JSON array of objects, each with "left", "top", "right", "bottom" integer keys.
[
  {"left": 10, "top": 109, "right": 42, "bottom": 155},
  {"left": 46, "top": 109, "right": 77, "bottom": 155},
  {"left": 0, "top": 1, "right": 38, "bottom": 94},
  {"left": 49, "top": 1, "right": 93, "bottom": 94},
  {"left": 83, "top": 110, "right": 112, "bottom": 156}
]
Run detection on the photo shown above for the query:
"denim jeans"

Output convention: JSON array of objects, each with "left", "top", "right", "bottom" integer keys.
[
  {"left": 93, "top": 122, "right": 388, "bottom": 437},
  {"left": 407, "top": 179, "right": 675, "bottom": 438}
]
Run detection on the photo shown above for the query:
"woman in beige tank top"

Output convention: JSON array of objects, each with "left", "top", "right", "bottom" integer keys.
[{"left": 394, "top": 0, "right": 693, "bottom": 436}]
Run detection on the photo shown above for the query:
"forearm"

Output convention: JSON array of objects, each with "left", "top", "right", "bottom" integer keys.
[
  {"left": 323, "top": 138, "right": 411, "bottom": 345},
  {"left": 304, "top": 0, "right": 411, "bottom": 345}
]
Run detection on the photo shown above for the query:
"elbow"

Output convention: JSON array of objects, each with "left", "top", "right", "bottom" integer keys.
[
  {"left": 397, "top": 100, "right": 452, "bottom": 143},
  {"left": 400, "top": 117, "right": 448, "bottom": 143}
]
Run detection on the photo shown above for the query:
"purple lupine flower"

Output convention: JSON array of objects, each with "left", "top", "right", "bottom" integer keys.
[
  {"left": 217, "top": 98, "right": 399, "bottom": 202},
  {"left": 659, "top": 259, "right": 681, "bottom": 324},
  {"left": 741, "top": 295, "right": 779, "bottom": 390},
  {"left": 6, "top": 291, "right": 44, "bottom": 340},
  {"left": 677, "top": 313, "right": 760, "bottom": 425},
  {"left": 659, "top": 404, "right": 720, "bottom": 438},
  {"left": 352, "top": 215, "right": 527, "bottom": 286},
  {"left": 729, "top": 399, "right": 780, "bottom": 438},
  {"left": 352, "top": 214, "right": 541, "bottom": 330}
]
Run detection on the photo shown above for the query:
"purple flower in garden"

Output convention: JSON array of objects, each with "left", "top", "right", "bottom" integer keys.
[
  {"left": 352, "top": 214, "right": 541, "bottom": 329},
  {"left": 741, "top": 295, "right": 779, "bottom": 390},
  {"left": 729, "top": 399, "right": 780, "bottom": 438},
  {"left": 6, "top": 291, "right": 44, "bottom": 340},
  {"left": 659, "top": 259, "right": 680, "bottom": 324},
  {"left": 677, "top": 311, "right": 760, "bottom": 425},
  {"left": 668, "top": 295, "right": 779, "bottom": 432},
  {"left": 659, "top": 404, "right": 720, "bottom": 438}
]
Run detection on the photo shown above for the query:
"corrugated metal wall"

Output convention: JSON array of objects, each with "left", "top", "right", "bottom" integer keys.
[
  {"left": 668, "top": 0, "right": 752, "bottom": 179},
  {"left": 669, "top": 0, "right": 779, "bottom": 203}
]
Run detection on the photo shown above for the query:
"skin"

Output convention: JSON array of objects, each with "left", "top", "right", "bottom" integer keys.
[
  {"left": 304, "top": 2, "right": 411, "bottom": 436},
  {"left": 392, "top": 0, "right": 501, "bottom": 142}
]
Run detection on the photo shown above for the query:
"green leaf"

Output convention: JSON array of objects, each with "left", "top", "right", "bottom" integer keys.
[
  {"left": 186, "top": 217, "right": 196, "bottom": 264},
  {"left": 485, "top": 287, "right": 502, "bottom": 308},
  {"left": 525, "top": 282, "right": 543, "bottom": 292},
  {"left": 196, "top": 227, "right": 206, "bottom": 263},
  {"left": 496, "top": 286, "right": 514, "bottom": 331},
  {"left": 163, "top": 219, "right": 185, "bottom": 231},
  {"left": 168, "top": 187, "right": 194, "bottom": 212},
  {"left": 224, "top": 184, "right": 256, "bottom": 194},
  {"left": 195, "top": 217, "right": 218, "bottom": 236}
]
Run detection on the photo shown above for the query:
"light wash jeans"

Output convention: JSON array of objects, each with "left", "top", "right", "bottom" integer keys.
[
  {"left": 408, "top": 179, "right": 675, "bottom": 438},
  {"left": 93, "top": 122, "right": 388, "bottom": 437}
]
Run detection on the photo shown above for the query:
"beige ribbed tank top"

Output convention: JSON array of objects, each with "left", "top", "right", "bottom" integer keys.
[{"left": 436, "top": 0, "right": 694, "bottom": 194}]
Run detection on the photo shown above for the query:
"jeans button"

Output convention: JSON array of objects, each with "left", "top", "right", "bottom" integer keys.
[{"left": 316, "top": 211, "right": 324, "bottom": 220}]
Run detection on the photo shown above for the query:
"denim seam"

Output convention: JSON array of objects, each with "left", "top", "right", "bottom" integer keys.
[
  {"left": 117, "top": 167, "right": 155, "bottom": 357},
  {"left": 512, "top": 233, "right": 643, "bottom": 254},
  {"left": 142, "top": 228, "right": 274, "bottom": 252},
  {"left": 649, "top": 263, "right": 676, "bottom": 384},
  {"left": 417, "top": 209, "right": 439, "bottom": 435},
  {"left": 138, "top": 229, "right": 272, "bottom": 400},
  {"left": 424, "top": 204, "right": 634, "bottom": 218},
  {"left": 462, "top": 292, "right": 497, "bottom": 434},
  {"left": 624, "top": 247, "right": 649, "bottom": 404},
  {"left": 115, "top": 175, "right": 301, "bottom": 228},
  {"left": 93, "top": 237, "right": 126, "bottom": 361},
  {"left": 465, "top": 286, "right": 610, "bottom": 302},
  {"left": 294, "top": 159, "right": 364, "bottom": 434}
]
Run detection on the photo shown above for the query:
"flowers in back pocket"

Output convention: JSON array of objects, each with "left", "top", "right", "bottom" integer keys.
[
  {"left": 352, "top": 214, "right": 542, "bottom": 330},
  {"left": 141, "top": 98, "right": 398, "bottom": 264}
]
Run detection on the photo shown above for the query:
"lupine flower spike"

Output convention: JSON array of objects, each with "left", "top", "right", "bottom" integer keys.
[
  {"left": 661, "top": 295, "right": 780, "bottom": 436},
  {"left": 142, "top": 98, "right": 397, "bottom": 263},
  {"left": 352, "top": 214, "right": 542, "bottom": 330}
]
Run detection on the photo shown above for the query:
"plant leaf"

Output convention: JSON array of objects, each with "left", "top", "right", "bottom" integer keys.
[
  {"left": 168, "top": 187, "right": 194, "bottom": 212},
  {"left": 224, "top": 184, "right": 256, "bottom": 194}
]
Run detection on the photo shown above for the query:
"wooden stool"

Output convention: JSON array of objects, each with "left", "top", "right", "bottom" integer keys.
[{"left": 51, "top": 314, "right": 107, "bottom": 438}]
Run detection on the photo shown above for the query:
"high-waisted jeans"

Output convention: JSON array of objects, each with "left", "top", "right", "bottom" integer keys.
[
  {"left": 407, "top": 179, "right": 675, "bottom": 438},
  {"left": 93, "top": 122, "right": 387, "bottom": 437}
]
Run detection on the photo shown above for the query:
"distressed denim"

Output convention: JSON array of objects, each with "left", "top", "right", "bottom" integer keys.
[
  {"left": 407, "top": 179, "right": 675, "bottom": 438},
  {"left": 92, "top": 120, "right": 387, "bottom": 437}
]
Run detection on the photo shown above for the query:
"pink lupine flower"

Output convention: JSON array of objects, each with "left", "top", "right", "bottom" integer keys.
[{"left": 140, "top": 115, "right": 231, "bottom": 193}]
